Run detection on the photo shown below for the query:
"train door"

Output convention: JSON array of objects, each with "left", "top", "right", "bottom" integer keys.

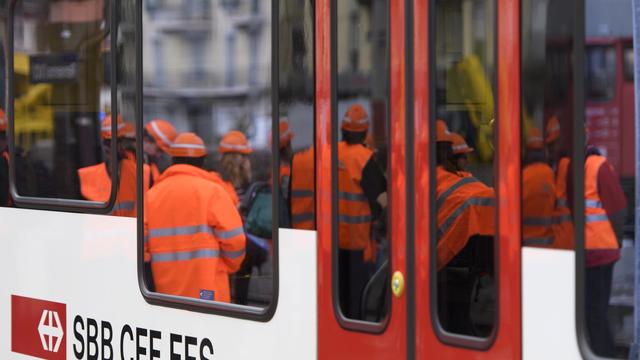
[
  {"left": 412, "top": 0, "right": 521, "bottom": 358},
  {"left": 316, "top": 0, "right": 409, "bottom": 358}
]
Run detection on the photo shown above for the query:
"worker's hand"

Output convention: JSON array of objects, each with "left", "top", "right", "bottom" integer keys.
[{"left": 377, "top": 192, "right": 388, "bottom": 208}]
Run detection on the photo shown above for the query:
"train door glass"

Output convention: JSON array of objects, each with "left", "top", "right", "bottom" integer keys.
[
  {"left": 334, "top": 0, "right": 390, "bottom": 324},
  {"left": 8, "top": 0, "right": 115, "bottom": 204},
  {"left": 432, "top": 0, "right": 496, "bottom": 338},
  {"left": 141, "top": 0, "right": 314, "bottom": 314},
  {"left": 583, "top": 4, "right": 636, "bottom": 358}
]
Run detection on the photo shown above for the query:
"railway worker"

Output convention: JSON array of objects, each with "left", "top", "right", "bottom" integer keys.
[
  {"left": 545, "top": 116, "right": 574, "bottom": 249},
  {"left": 574, "top": 139, "right": 627, "bottom": 357},
  {"left": 143, "top": 119, "right": 177, "bottom": 183},
  {"left": 434, "top": 125, "right": 494, "bottom": 270},
  {"left": 521, "top": 127, "right": 556, "bottom": 248},
  {"left": 218, "top": 130, "right": 253, "bottom": 199},
  {"left": 290, "top": 146, "right": 315, "bottom": 230},
  {"left": 449, "top": 132, "right": 474, "bottom": 176},
  {"left": 77, "top": 115, "right": 148, "bottom": 217},
  {"left": 337, "top": 104, "right": 387, "bottom": 319},
  {"left": 0, "top": 108, "right": 9, "bottom": 206},
  {"left": 145, "top": 132, "right": 246, "bottom": 302},
  {"left": 276, "top": 118, "right": 294, "bottom": 201}
]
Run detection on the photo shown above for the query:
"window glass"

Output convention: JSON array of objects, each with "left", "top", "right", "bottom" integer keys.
[
  {"left": 10, "top": 0, "right": 114, "bottom": 202},
  {"left": 586, "top": 45, "right": 616, "bottom": 101},
  {"left": 335, "top": 0, "right": 390, "bottom": 323},
  {"left": 433, "top": 0, "right": 496, "bottom": 337},
  {"left": 583, "top": 4, "right": 635, "bottom": 358},
  {"left": 623, "top": 43, "right": 634, "bottom": 82},
  {"left": 521, "top": 0, "right": 575, "bottom": 251},
  {"left": 143, "top": 0, "right": 314, "bottom": 308}
]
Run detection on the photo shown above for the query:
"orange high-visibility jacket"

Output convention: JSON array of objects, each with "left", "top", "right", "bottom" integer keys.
[
  {"left": 436, "top": 166, "right": 495, "bottom": 270},
  {"left": 552, "top": 157, "right": 574, "bottom": 249},
  {"left": 209, "top": 171, "right": 239, "bottom": 207},
  {"left": 145, "top": 164, "right": 246, "bottom": 302},
  {"left": 78, "top": 153, "right": 150, "bottom": 217},
  {"left": 337, "top": 141, "right": 373, "bottom": 251},
  {"left": 585, "top": 155, "right": 618, "bottom": 250},
  {"left": 522, "top": 162, "right": 556, "bottom": 247},
  {"left": 291, "top": 147, "right": 315, "bottom": 230}
]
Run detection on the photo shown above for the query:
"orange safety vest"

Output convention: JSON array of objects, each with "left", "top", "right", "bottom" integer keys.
[
  {"left": 291, "top": 147, "right": 315, "bottom": 230},
  {"left": 337, "top": 141, "right": 373, "bottom": 251},
  {"left": 145, "top": 164, "right": 246, "bottom": 302},
  {"left": 584, "top": 155, "right": 618, "bottom": 250},
  {"left": 77, "top": 153, "right": 150, "bottom": 217},
  {"left": 436, "top": 166, "right": 495, "bottom": 270},
  {"left": 552, "top": 157, "right": 574, "bottom": 249},
  {"left": 2, "top": 150, "right": 12, "bottom": 206},
  {"left": 209, "top": 171, "right": 240, "bottom": 207},
  {"left": 522, "top": 162, "right": 556, "bottom": 247}
]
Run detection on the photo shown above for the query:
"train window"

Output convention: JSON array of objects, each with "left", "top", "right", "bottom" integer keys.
[
  {"left": 586, "top": 45, "right": 616, "bottom": 102},
  {"left": 333, "top": 0, "right": 390, "bottom": 325},
  {"left": 432, "top": 0, "right": 496, "bottom": 338},
  {"left": 141, "top": 0, "right": 313, "bottom": 315},
  {"left": 521, "top": 0, "right": 576, "bottom": 252},
  {"left": 7, "top": 0, "right": 118, "bottom": 207},
  {"left": 623, "top": 43, "right": 634, "bottom": 82}
]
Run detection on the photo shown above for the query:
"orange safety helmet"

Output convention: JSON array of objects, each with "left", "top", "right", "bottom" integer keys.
[
  {"left": 219, "top": 130, "right": 252, "bottom": 155},
  {"left": 450, "top": 132, "right": 474, "bottom": 154},
  {"left": 526, "top": 127, "right": 544, "bottom": 150},
  {"left": 278, "top": 118, "right": 294, "bottom": 148},
  {"left": 341, "top": 104, "right": 369, "bottom": 132},
  {"left": 0, "top": 108, "right": 6, "bottom": 132},
  {"left": 101, "top": 114, "right": 126, "bottom": 139},
  {"left": 168, "top": 132, "right": 207, "bottom": 158},
  {"left": 145, "top": 119, "right": 177, "bottom": 153},
  {"left": 436, "top": 119, "right": 453, "bottom": 142},
  {"left": 545, "top": 116, "right": 560, "bottom": 144}
]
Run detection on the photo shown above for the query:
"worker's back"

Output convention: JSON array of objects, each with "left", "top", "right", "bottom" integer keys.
[
  {"left": 145, "top": 164, "right": 246, "bottom": 302},
  {"left": 435, "top": 166, "right": 495, "bottom": 270},
  {"left": 522, "top": 162, "right": 556, "bottom": 247},
  {"left": 291, "top": 147, "right": 315, "bottom": 230}
]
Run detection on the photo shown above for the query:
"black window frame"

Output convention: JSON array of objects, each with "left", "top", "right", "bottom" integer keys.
[
  {"left": 428, "top": 0, "right": 499, "bottom": 349},
  {"left": 7, "top": 0, "right": 120, "bottom": 213},
  {"left": 330, "top": 0, "right": 392, "bottom": 333},
  {"left": 622, "top": 42, "right": 634, "bottom": 83},
  {"left": 137, "top": 0, "right": 296, "bottom": 322}
]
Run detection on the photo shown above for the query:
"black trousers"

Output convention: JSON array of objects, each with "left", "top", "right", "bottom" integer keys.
[
  {"left": 339, "top": 249, "right": 373, "bottom": 320},
  {"left": 586, "top": 263, "right": 615, "bottom": 357}
]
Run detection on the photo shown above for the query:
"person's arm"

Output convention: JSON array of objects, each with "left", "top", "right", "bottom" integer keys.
[
  {"left": 209, "top": 187, "right": 247, "bottom": 273},
  {"left": 360, "top": 156, "right": 387, "bottom": 219},
  {"left": 597, "top": 161, "right": 627, "bottom": 241}
]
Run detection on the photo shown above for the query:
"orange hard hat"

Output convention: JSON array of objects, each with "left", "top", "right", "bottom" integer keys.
[
  {"left": 545, "top": 116, "right": 560, "bottom": 144},
  {"left": 450, "top": 132, "right": 474, "bottom": 154},
  {"left": 145, "top": 119, "right": 177, "bottom": 153},
  {"left": 0, "top": 108, "right": 6, "bottom": 131},
  {"left": 169, "top": 132, "right": 207, "bottom": 158},
  {"left": 341, "top": 104, "right": 369, "bottom": 132},
  {"left": 436, "top": 119, "right": 453, "bottom": 142},
  {"left": 219, "top": 130, "right": 252, "bottom": 155},
  {"left": 526, "top": 127, "right": 544, "bottom": 150},
  {"left": 101, "top": 114, "right": 127, "bottom": 139},
  {"left": 278, "top": 118, "right": 294, "bottom": 148}
]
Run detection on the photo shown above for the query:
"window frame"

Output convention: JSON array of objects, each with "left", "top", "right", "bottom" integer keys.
[
  {"left": 330, "top": 0, "right": 393, "bottom": 333},
  {"left": 428, "top": 0, "right": 499, "bottom": 349},
  {"left": 7, "top": 0, "right": 120, "bottom": 213},
  {"left": 136, "top": 0, "right": 286, "bottom": 322}
]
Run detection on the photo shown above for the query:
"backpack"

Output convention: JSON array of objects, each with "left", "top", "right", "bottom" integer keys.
[{"left": 242, "top": 181, "right": 291, "bottom": 239}]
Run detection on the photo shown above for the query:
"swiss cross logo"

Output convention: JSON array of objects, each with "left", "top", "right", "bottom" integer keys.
[{"left": 12, "top": 295, "right": 66, "bottom": 360}]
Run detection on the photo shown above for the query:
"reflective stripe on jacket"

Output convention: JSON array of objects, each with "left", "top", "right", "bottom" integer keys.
[
  {"left": 522, "top": 162, "right": 556, "bottom": 247},
  {"left": 337, "top": 141, "right": 373, "bottom": 251},
  {"left": 436, "top": 166, "right": 495, "bottom": 270},
  {"left": 585, "top": 155, "right": 618, "bottom": 250},
  {"left": 552, "top": 157, "right": 574, "bottom": 249},
  {"left": 145, "top": 164, "right": 246, "bottom": 302},
  {"left": 291, "top": 147, "right": 315, "bottom": 230}
]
